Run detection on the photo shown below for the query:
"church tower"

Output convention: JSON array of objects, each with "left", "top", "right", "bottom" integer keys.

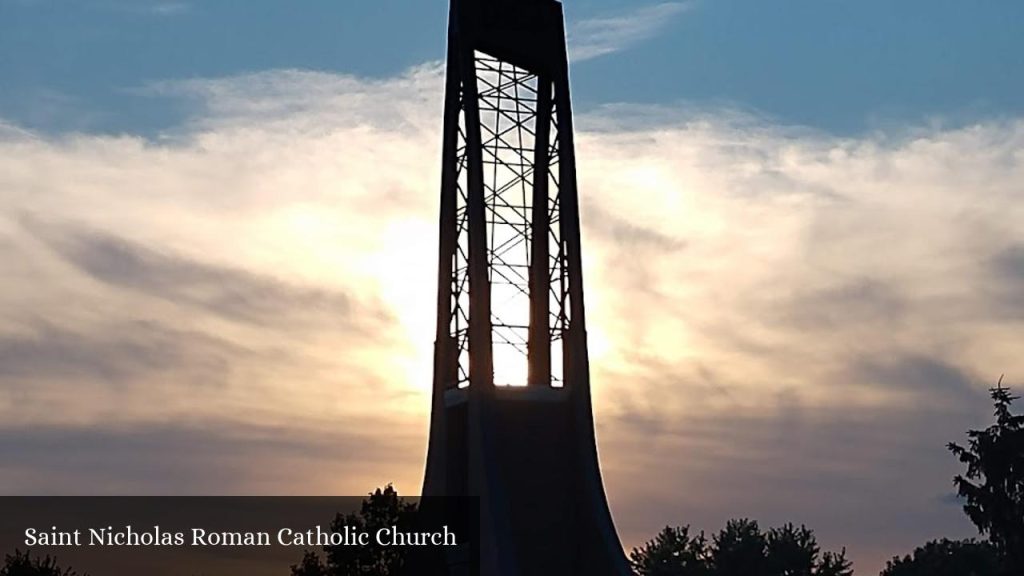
[{"left": 422, "top": 1, "right": 632, "bottom": 574}]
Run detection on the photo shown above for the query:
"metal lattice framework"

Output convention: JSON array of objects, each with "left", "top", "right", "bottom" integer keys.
[{"left": 446, "top": 51, "right": 572, "bottom": 388}]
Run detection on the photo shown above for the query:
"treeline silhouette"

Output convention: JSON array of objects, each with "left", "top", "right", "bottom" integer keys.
[
  {"left": 4, "top": 382, "right": 1021, "bottom": 575},
  {"left": 630, "top": 520, "right": 852, "bottom": 575}
]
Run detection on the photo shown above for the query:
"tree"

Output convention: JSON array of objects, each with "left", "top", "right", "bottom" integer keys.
[
  {"left": 711, "top": 519, "right": 767, "bottom": 576},
  {"left": 948, "top": 379, "right": 1024, "bottom": 572},
  {"left": 879, "top": 538, "right": 1000, "bottom": 576},
  {"left": 765, "top": 523, "right": 818, "bottom": 576},
  {"left": 289, "top": 550, "right": 327, "bottom": 576},
  {"left": 289, "top": 484, "right": 418, "bottom": 576},
  {"left": 629, "top": 525, "right": 711, "bottom": 576},
  {"left": 632, "top": 520, "right": 853, "bottom": 576},
  {"left": 815, "top": 549, "right": 853, "bottom": 576},
  {"left": 0, "top": 550, "right": 83, "bottom": 576}
]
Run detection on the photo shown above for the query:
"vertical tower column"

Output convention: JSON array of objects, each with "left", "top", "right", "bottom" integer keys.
[{"left": 527, "top": 77, "right": 553, "bottom": 387}]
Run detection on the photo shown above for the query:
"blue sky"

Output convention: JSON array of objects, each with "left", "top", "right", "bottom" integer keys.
[
  {"left": 2, "top": 2, "right": 1024, "bottom": 574},
  {"left": 3, "top": 0, "right": 1023, "bottom": 135}
]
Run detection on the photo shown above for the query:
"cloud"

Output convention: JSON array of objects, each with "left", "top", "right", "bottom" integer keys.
[
  {"left": 994, "top": 244, "right": 1024, "bottom": 281},
  {"left": 96, "top": 1, "right": 191, "bottom": 16},
  {"left": 0, "top": 421, "right": 420, "bottom": 495},
  {"left": 2, "top": 64, "right": 1024, "bottom": 572},
  {"left": 28, "top": 221, "right": 376, "bottom": 329},
  {"left": 849, "top": 355, "right": 982, "bottom": 403},
  {"left": 990, "top": 244, "right": 1024, "bottom": 316},
  {"left": 13, "top": 1, "right": 194, "bottom": 16},
  {"left": 569, "top": 2, "right": 695, "bottom": 62},
  {"left": 150, "top": 2, "right": 188, "bottom": 16},
  {"left": 0, "top": 319, "right": 238, "bottom": 386}
]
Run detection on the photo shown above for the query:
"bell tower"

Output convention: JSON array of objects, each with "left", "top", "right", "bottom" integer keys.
[{"left": 422, "top": 1, "right": 631, "bottom": 574}]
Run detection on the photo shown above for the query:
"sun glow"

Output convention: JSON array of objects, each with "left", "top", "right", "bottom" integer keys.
[{"left": 368, "top": 218, "right": 438, "bottom": 393}]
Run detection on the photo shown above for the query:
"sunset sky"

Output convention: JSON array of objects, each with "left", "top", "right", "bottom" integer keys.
[{"left": 2, "top": 1, "right": 1024, "bottom": 572}]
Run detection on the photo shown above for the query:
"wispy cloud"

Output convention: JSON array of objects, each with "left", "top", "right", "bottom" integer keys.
[
  {"left": 569, "top": 2, "right": 695, "bottom": 62},
  {"left": 150, "top": 2, "right": 188, "bottom": 16},
  {"left": 53, "top": 1, "right": 194, "bottom": 16}
]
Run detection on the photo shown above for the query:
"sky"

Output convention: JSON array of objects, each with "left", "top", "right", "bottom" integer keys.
[{"left": 1, "top": 0, "right": 1023, "bottom": 573}]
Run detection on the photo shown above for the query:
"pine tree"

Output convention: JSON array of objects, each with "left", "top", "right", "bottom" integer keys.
[
  {"left": 815, "top": 548, "right": 853, "bottom": 576},
  {"left": 630, "top": 525, "right": 711, "bottom": 576},
  {"left": 765, "top": 523, "right": 817, "bottom": 576},
  {"left": 0, "top": 550, "right": 82, "bottom": 576},
  {"left": 711, "top": 519, "right": 767, "bottom": 576},
  {"left": 948, "top": 378, "right": 1024, "bottom": 573}
]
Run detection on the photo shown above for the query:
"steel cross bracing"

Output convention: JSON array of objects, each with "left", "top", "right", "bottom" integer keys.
[{"left": 447, "top": 51, "right": 571, "bottom": 389}]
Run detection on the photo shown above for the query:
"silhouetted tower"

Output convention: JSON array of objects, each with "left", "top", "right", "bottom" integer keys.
[{"left": 422, "top": 0, "right": 630, "bottom": 574}]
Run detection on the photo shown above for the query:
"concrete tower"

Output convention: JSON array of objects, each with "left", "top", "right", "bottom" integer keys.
[{"left": 422, "top": 1, "right": 631, "bottom": 574}]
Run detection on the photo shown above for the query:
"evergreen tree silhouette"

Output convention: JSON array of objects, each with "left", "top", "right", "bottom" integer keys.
[
  {"left": 815, "top": 549, "right": 853, "bottom": 576},
  {"left": 289, "top": 484, "right": 417, "bottom": 576},
  {"left": 0, "top": 550, "right": 83, "bottom": 576},
  {"left": 289, "top": 550, "right": 328, "bottom": 576},
  {"left": 764, "top": 523, "right": 818, "bottom": 576},
  {"left": 879, "top": 538, "right": 999, "bottom": 576},
  {"left": 948, "top": 379, "right": 1024, "bottom": 573},
  {"left": 632, "top": 521, "right": 852, "bottom": 576},
  {"left": 711, "top": 519, "right": 767, "bottom": 576},
  {"left": 629, "top": 525, "right": 711, "bottom": 576}
]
